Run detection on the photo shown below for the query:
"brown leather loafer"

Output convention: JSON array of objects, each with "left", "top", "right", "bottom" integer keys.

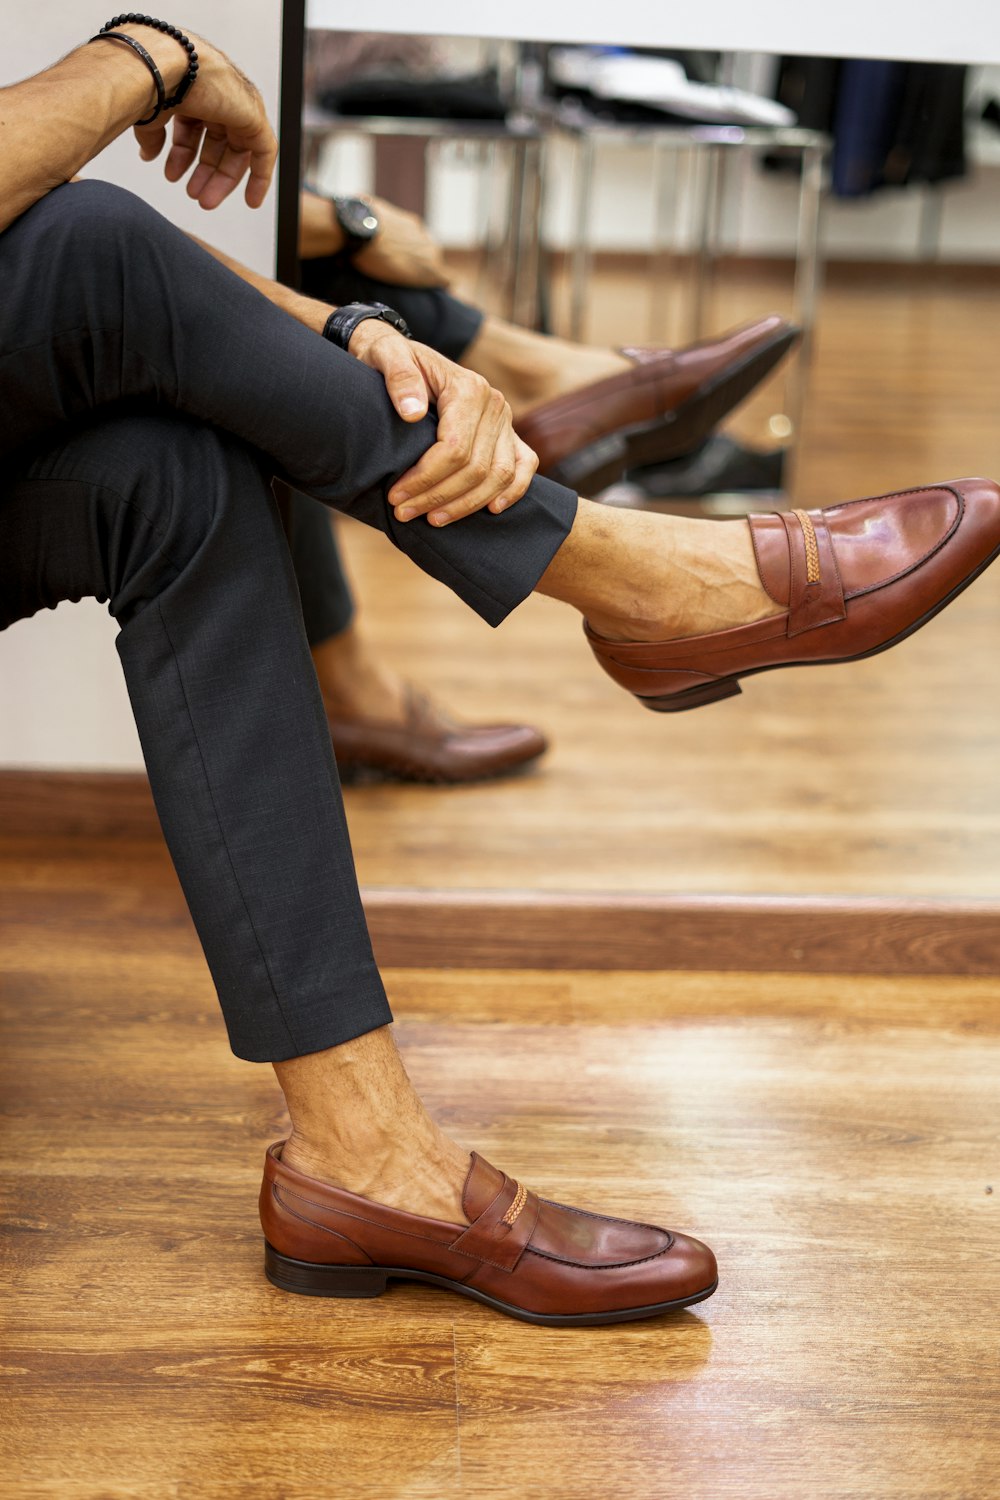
[
  {"left": 586, "top": 478, "right": 1000, "bottom": 712},
  {"left": 516, "top": 314, "right": 799, "bottom": 493},
  {"left": 327, "top": 684, "right": 547, "bottom": 783},
  {"left": 260, "top": 1143, "right": 718, "bottom": 1327}
]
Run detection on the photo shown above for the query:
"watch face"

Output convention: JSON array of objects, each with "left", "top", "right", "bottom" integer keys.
[{"left": 336, "top": 197, "right": 379, "bottom": 243}]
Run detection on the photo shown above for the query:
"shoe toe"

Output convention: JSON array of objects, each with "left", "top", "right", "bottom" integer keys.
[
  {"left": 443, "top": 723, "right": 548, "bottom": 768},
  {"left": 660, "top": 1230, "right": 718, "bottom": 1302}
]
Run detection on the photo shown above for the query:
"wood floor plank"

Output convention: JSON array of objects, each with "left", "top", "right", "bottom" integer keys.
[{"left": 3, "top": 853, "right": 998, "bottom": 1499}]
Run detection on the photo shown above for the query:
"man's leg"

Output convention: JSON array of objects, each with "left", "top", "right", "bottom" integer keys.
[
  {"left": 0, "top": 183, "right": 782, "bottom": 672},
  {"left": 4, "top": 183, "right": 990, "bottom": 712},
  {"left": 0, "top": 181, "right": 575, "bottom": 628},
  {"left": 0, "top": 408, "right": 470, "bottom": 1218}
]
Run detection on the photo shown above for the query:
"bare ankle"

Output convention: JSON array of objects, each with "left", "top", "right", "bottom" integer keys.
[{"left": 273, "top": 1028, "right": 470, "bottom": 1221}]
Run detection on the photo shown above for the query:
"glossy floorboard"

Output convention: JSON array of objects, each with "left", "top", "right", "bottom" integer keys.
[
  {"left": 3, "top": 861, "right": 998, "bottom": 1499},
  {"left": 332, "top": 266, "right": 1000, "bottom": 900}
]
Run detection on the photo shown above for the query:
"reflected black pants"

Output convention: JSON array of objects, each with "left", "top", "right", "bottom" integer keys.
[{"left": 0, "top": 181, "right": 577, "bottom": 1061}]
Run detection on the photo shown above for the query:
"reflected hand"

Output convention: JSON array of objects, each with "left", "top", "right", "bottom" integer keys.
[{"left": 351, "top": 197, "right": 451, "bottom": 289}]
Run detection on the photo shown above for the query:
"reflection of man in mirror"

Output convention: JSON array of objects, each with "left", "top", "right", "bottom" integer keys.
[
  {"left": 3, "top": 18, "right": 999, "bottom": 1328},
  {"left": 291, "top": 185, "right": 800, "bottom": 782}
]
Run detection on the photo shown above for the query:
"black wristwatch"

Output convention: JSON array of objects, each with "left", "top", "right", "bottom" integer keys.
[
  {"left": 322, "top": 301, "right": 412, "bottom": 352},
  {"left": 331, "top": 195, "right": 380, "bottom": 256}
]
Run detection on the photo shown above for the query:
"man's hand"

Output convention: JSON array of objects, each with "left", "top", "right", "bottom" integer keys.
[
  {"left": 132, "top": 30, "right": 277, "bottom": 209},
  {"left": 351, "top": 197, "right": 450, "bottom": 288},
  {"left": 351, "top": 323, "right": 538, "bottom": 525}
]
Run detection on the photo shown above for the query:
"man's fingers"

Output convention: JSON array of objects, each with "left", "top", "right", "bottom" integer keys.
[
  {"left": 395, "top": 402, "right": 516, "bottom": 524},
  {"left": 389, "top": 426, "right": 482, "bottom": 512},
  {"left": 365, "top": 331, "right": 431, "bottom": 421},
  {"left": 189, "top": 148, "right": 254, "bottom": 209},
  {"left": 388, "top": 376, "right": 496, "bottom": 505},
  {"left": 421, "top": 427, "right": 522, "bottom": 526},
  {"left": 246, "top": 138, "right": 278, "bottom": 206},
  {"left": 133, "top": 121, "right": 168, "bottom": 162},
  {"left": 162, "top": 116, "right": 204, "bottom": 181},
  {"left": 487, "top": 438, "right": 538, "bottom": 515},
  {"left": 157, "top": 116, "right": 276, "bottom": 209}
]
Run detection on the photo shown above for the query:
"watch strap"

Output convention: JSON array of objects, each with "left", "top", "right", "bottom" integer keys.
[{"left": 322, "top": 302, "right": 412, "bottom": 351}]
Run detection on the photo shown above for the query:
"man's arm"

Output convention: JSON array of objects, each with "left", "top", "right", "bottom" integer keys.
[
  {"left": 0, "top": 22, "right": 276, "bottom": 234},
  {"left": 299, "top": 190, "right": 450, "bottom": 288},
  {"left": 3, "top": 22, "right": 532, "bottom": 525},
  {"left": 191, "top": 234, "right": 538, "bottom": 525}
]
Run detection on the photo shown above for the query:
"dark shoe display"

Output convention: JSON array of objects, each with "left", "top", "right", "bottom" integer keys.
[
  {"left": 327, "top": 683, "right": 547, "bottom": 783},
  {"left": 516, "top": 314, "right": 799, "bottom": 494},
  {"left": 587, "top": 478, "right": 1000, "bottom": 712},
  {"left": 260, "top": 1143, "right": 718, "bottom": 1327},
  {"left": 627, "top": 434, "right": 788, "bottom": 498}
]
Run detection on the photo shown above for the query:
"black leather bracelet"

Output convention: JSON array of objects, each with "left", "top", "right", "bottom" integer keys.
[
  {"left": 89, "top": 15, "right": 200, "bottom": 120},
  {"left": 88, "top": 31, "right": 166, "bottom": 124},
  {"left": 322, "top": 302, "right": 412, "bottom": 352}
]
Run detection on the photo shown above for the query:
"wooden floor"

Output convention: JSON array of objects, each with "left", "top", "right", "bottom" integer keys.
[
  {"left": 3, "top": 849, "right": 998, "bottom": 1498},
  {"left": 333, "top": 264, "right": 1000, "bottom": 902}
]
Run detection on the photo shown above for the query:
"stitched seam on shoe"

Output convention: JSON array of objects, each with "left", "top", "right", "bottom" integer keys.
[
  {"left": 538, "top": 1198, "right": 667, "bottom": 1230},
  {"left": 841, "top": 485, "right": 965, "bottom": 600},
  {"left": 524, "top": 1242, "right": 675, "bottom": 1271},
  {"left": 275, "top": 1183, "right": 478, "bottom": 1257},
  {"left": 603, "top": 618, "right": 791, "bottom": 667},
  {"left": 461, "top": 1178, "right": 506, "bottom": 1226},
  {"left": 749, "top": 520, "right": 786, "bottom": 606},
  {"left": 271, "top": 1185, "right": 375, "bottom": 1263}
]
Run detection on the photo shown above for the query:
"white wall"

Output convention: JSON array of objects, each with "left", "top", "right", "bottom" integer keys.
[
  {"left": 0, "top": 2, "right": 283, "bottom": 770},
  {"left": 307, "top": 0, "right": 1000, "bottom": 67}
]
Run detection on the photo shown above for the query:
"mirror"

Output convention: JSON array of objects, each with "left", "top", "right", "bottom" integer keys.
[{"left": 289, "top": 28, "right": 1000, "bottom": 915}]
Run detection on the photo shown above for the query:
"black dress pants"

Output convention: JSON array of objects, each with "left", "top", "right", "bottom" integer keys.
[
  {"left": 0, "top": 181, "right": 577, "bottom": 1062},
  {"left": 286, "top": 257, "right": 486, "bottom": 644}
]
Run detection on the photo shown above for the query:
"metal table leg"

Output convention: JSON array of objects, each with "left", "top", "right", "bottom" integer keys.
[
  {"left": 784, "top": 141, "right": 826, "bottom": 494},
  {"left": 569, "top": 132, "right": 596, "bottom": 342}
]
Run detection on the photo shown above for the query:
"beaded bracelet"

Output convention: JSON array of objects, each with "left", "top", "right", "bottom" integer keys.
[{"left": 89, "top": 14, "right": 199, "bottom": 124}]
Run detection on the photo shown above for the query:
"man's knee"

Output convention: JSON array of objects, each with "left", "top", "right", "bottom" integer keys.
[
  {"left": 21, "top": 179, "right": 160, "bottom": 249},
  {"left": 39, "top": 411, "right": 277, "bottom": 621}
]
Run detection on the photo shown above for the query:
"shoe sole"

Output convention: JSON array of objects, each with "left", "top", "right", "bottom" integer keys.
[
  {"left": 264, "top": 1241, "right": 718, "bottom": 1327},
  {"left": 546, "top": 327, "right": 800, "bottom": 494},
  {"left": 638, "top": 537, "right": 1000, "bottom": 713},
  {"left": 334, "top": 752, "right": 544, "bottom": 786}
]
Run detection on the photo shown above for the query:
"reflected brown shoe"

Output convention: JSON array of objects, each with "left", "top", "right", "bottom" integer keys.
[
  {"left": 516, "top": 313, "right": 799, "bottom": 492},
  {"left": 586, "top": 478, "right": 1000, "bottom": 712},
  {"left": 260, "top": 1143, "right": 717, "bottom": 1327},
  {"left": 327, "top": 684, "right": 547, "bottom": 783}
]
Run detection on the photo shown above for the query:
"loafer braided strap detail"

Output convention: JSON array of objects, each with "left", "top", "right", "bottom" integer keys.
[
  {"left": 585, "top": 477, "right": 1000, "bottom": 713},
  {"left": 259, "top": 1143, "right": 718, "bottom": 1326}
]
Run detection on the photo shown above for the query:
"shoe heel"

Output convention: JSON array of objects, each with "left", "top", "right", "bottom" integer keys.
[
  {"left": 264, "top": 1242, "right": 389, "bottom": 1299},
  {"left": 640, "top": 677, "right": 743, "bottom": 713}
]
